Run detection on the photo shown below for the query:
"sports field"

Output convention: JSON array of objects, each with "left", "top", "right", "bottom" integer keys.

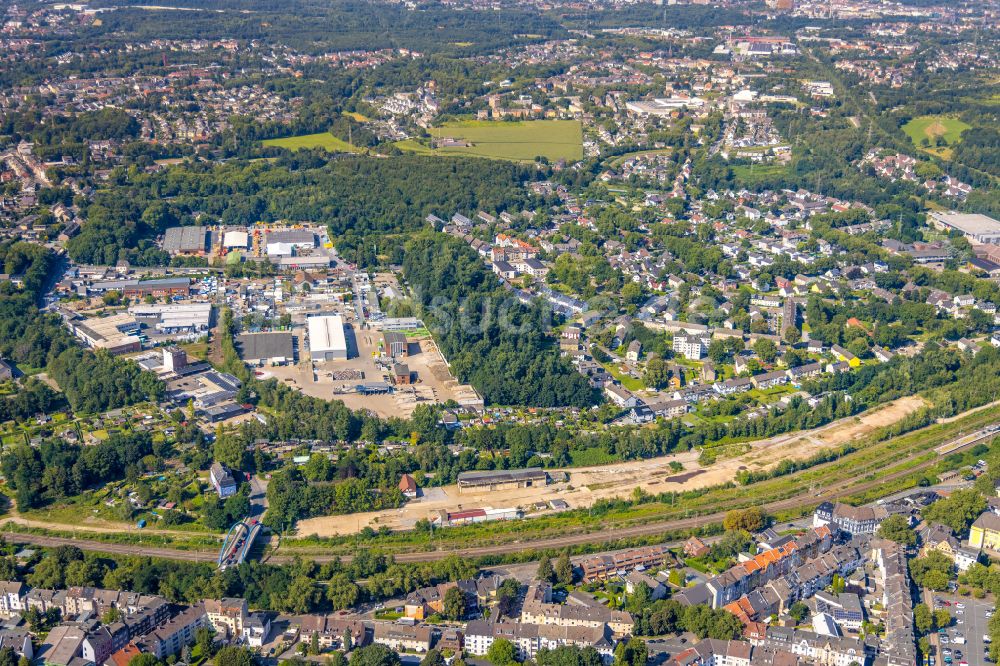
[
  {"left": 902, "top": 115, "right": 970, "bottom": 158},
  {"left": 420, "top": 120, "right": 583, "bottom": 162},
  {"left": 262, "top": 132, "right": 360, "bottom": 153}
]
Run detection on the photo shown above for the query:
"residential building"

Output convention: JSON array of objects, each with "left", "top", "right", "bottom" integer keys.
[
  {"left": 209, "top": 463, "right": 238, "bottom": 498},
  {"left": 204, "top": 598, "right": 248, "bottom": 640},
  {"left": 580, "top": 545, "right": 673, "bottom": 583},
  {"left": 372, "top": 622, "right": 433, "bottom": 653},
  {"left": 135, "top": 604, "right": 207, "bottom": 660},
  {"left": 674, "top": 335, "right": 709, "bottom": 360},
  {"left": 969, "top": 511, "right": 1000, "bottom": 551},
  {"left": 812, "top": 502, "right": 887, "bottom": 535}
]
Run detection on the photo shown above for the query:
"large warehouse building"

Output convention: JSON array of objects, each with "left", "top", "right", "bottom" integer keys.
[
  {"left": 236, "top": 332, "right": 295, "bottom": 366},
  {"left": 928, "top": 211, "right": 1000, "bottom": 244},
  {"left": 163, "top": 227, "right": 209, "bottom": 255},
  {"left": 456, "top": 468, "right": 548, "bottom": 494},
  {"left": 307, "top": 314, "right": 348, "bottom": 361}
]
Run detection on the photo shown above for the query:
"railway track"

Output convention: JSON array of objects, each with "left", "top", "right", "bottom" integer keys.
[{"left": 5, "top": 420, "right": 990, "bottom": 565}]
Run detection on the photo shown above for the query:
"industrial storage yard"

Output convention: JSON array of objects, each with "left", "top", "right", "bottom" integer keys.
[{"left": 262, "top": 323, "right": 480, "bottom": 419}]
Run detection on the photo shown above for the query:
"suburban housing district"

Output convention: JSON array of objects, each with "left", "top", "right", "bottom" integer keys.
[{"left": 1, "top": 1, "right": 1000, "bottom": 666}]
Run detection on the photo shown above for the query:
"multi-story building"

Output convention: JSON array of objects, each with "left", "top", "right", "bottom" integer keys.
[
  {"left": 749, "top": 627, "right": 872, "bottom": 666},
  {"left": 136, "top": 604, "right": 207, "bottom": 659},
  {"left": 242, "top": 614, "right": 271, "bottom": 648},
  {"left": 0, "top": 581, "right": 25, "bottom": 616},
  {"left": 813, "top": 502, "right": 888, "bottom": 535},
  {"left": 209, "top": 463, "right": 238, "bottom": 498},
  {"left": 520, "top": 595, "right": 633, "bottom": 638},
  {"left": 580, "top": 545, "right": 673, "bottom": 583},
  {"left": 465, "top": 621, "right": 616, "bottom": 663},
  {"left": 372, "top": 622, "right": 433, "bottom": 653},
  {"left": 813, "top": 592, "right": 864, "bottom": 631},
  {"left": 204, "top": 598, "right": 248, "bottom": 640},
  {"left": 298, "top": 615, "right": 368, "bottom": 650},
  {"left": 969, "top": 511, "right": 1000, "bottom": 551},
  {"left": 673, "top": 335, "right": 709, "bottom": 360}
]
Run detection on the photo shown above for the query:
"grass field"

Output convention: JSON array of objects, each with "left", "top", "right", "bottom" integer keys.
[
  {"left": 902, "top": 115, "right": 971, "bottom": 158},
  {"left": 262, "top": 132, "right": 361, "bottom": 153},
  {"left": 732, "top": 162, "right": 789, "bottom": 185},
  {"left": 404, "top": 120, "right": 583, "bottom": 162}
]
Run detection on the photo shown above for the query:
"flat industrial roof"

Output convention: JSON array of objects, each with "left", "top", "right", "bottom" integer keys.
[
  {"left": 930, "top": 211, "right": 1000, "bottom": 235},
  {"left": 236, "top": 332, "right": 294, "bottom": 361},
  {"left": 457, "top": 468, "right": 546, "bottom": 485},
  {"left": 163, "top": 226, "right": 208, "bottom": 253},
  {"left": 307, "top": 314, "right": 347, "bottom": 354},
  {"left": 223, "top": 231, "right": 249, "bottom": 248},
  {"left": 267, "top": 229, "right": 316, "bottom": 246}
]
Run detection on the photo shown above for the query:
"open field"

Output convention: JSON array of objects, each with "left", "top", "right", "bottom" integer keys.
[
  {"left": 294, "top": 395, "right": 927, "bottom": 537},
  {"left": 902, "top": 115, "right": 971, "bottom": 158},
  {"left": 400, "top": 120, "right": 583, "bottom": 162},
  {"left": 732, "top": 162, "right": 789, "bottom": 184},
  {"left": 262, "top": 132, "right": 361, "bottom": 153}
]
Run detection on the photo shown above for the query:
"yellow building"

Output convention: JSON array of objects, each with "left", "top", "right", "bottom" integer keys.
[{"left": 968, "top": 512, "right": 1000, "bottom": 551}]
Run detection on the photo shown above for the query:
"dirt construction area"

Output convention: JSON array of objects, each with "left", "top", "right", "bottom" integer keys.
[{"left": 294, "top": 395, "right": 928, "bottom": 537}]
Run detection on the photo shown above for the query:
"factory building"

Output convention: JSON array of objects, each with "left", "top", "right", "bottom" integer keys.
[
  {"left": 307, "top": 314, "right": 348, "bottom": 361},
  {"left": 456, "top": 468, "right": 548, "bottom": 494},
  {"left": 383, "top": 331, "right": 408, "bottom": 358},
  {"left": 70, "top": 313, "right": 142, "bottom": 355},
  {"left": 223, "top": 231, "right": 250, "bottom": 250},
  {"left": 236, "top": 332, "right": 295, "bottom": 366},
  {"left": 163, "top": 227, "right": 209, "bottom": 255},
  {"left": 129, "top": 303, "right": 212, "bottom": 338}
]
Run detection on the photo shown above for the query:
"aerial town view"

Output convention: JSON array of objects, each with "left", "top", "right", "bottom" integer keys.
[{"left": 0, "top": 0, "right": 999, "bottom": 666}]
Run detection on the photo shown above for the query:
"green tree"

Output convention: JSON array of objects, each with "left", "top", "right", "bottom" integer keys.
[
  {"left": 877, "top": 514, "right": 917, "bottom": 546},
  {"left": 555, "top": 551, "right": 574, "bottom": 586},
  {"left": 214, "top": 436, "right": 250, "bottom": 472},
  {"left": 350, "top": 646, "right": 401, "bottom": 666},
  {"left": 196, "top": 626, "right": 216, "bottom": 658},
  {"left": 420, "top": 650, "right": 445, "bottom": 666},
  {"left": 910, "top": 551, "right": 955, "bottom": 591},
  {"left": 643, "top": 358, "right": 670, "bottom": 390},
  {"left": 722, "top": 507, "right": 766, "bottom": 533},
  {"left": 442, "top": 586, "right": 466, "bottom": 621},
  {"left": 487, "top": 639, "right": 517, "bottom": 666},
  {"left": 282, "top": 576, "right": 322, "bottom": 614},
  {"left": 788, "top": 602, "right": 809, "bottom": 623},
  {"left": 537, "top": 557, "right": 554, "bottom": 584},
  {"left": 914, "top": 604, "right": 934, "bottom": 634},
  {"left": 214, "top": 646, "right": 254, "bottom": 666},
  {"left": 753, "top": 339, "right": 777, "bottom": 363},
  {"left": 613, "top": 639, "right": 646, "bottom": 666},
  {"left": 327, "top": 573, "right": 361, "bottom": 611},
  {"left": 923, "top": 489, "right": 986, "bottom": 533},
  {"left": 28, "top": 556, "right": 67, "bottom": 589},
  {"left": 129, "top": 655, "right": 163, "bottom": 666}
]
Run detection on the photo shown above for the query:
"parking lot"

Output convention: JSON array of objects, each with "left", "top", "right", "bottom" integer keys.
[{"left": 934, "top": 593, "right": 995, "bottom": 666}]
